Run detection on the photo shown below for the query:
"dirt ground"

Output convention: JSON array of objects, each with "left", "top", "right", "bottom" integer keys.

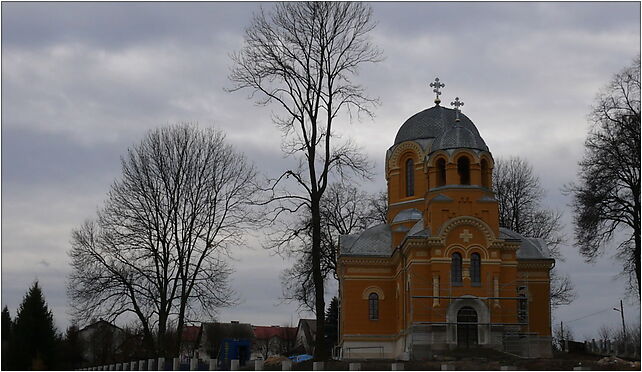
[{"left": 258, "top": 350, "right": 640, "bottom": 371}]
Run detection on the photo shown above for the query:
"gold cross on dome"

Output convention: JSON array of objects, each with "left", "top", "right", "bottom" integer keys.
[
  {"left": 429, "top": 77, "right": 445, "bottom": 105},
  {"left": 459, "top": 229, "right": 473, "bottom": 243}
]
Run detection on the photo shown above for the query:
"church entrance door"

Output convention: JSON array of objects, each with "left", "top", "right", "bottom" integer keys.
[{"left": 457, "top": 306, "right": 478, "bottom": 348}]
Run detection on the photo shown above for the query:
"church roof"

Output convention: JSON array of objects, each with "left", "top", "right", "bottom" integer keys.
[
  {"left": 499, "top": 227, "right": 552, "bottom": 260},
  {"left": 339, "top": 223, "right": 392, "bottom": 257},
  {"left": 407, "top": 218, "right": 430, "bottom": 237},
  {"left": 393, "top": 105, "right": 486, "bottom": 151},
  {"left": 432, "top": 123, "right": 489, "bottom": 152},
  {"left": 391, "top": 208, "right": 422, "bottom": 223}
]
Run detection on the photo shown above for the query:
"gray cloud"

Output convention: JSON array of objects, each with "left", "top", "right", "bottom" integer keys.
[{"left": 2, "top": 2, "right": 639, "bottom": 337}]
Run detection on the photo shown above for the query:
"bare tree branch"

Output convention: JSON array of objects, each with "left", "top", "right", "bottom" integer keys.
[
  {"left": 566, "top": 56, "right": 641, "bottom": 296},
  {"left": 229, "top": 2, "right": 382, "bottom": 359},
  {"left": 493, "top": 156, "right": 575, "bottom": 307},
  {"left": 68, "top": 124, "right": 257, "bottom": 355}
]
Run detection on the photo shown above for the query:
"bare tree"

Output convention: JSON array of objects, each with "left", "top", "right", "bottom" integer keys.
[
  {"left": 493, "top": 156, "right": 575, "bottom": 307},
  {"left": 567, "top": 57, "right": 641, "bottom": 295},
  {"left": 280, "top": 184, "right": 386, "bottom": 312},
  {"left": 68, "top": 125, "right": 257, "bottom": 355},
  {"left": 229, "top": 2, "right": 382, "bottom": 359}
]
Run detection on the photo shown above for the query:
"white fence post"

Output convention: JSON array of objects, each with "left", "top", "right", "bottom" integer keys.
[
  {"left": 255, "top": 360, "right": 264, "bottom": 371},
  {"left": 230, "top": 359, "right": 240, "bottom": 371},
  {"left": 190, "top": 358, "right": 198, "bottom": 371},
  {"left": 209, "top": 358, "right": 217, "bottom": 371},
  {"left": 139, "top": 360, "right": 146, "bottom": 371},
  {"left": 282, "top": 360, "right": 292, "bottom": 371}
]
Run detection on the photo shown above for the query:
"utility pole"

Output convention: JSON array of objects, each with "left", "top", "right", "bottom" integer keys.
[
  {"left": 619, "top": 299, "right": 626, "bottom": 342},
  {"left": 613, "top": 299, "right": 627, "bottom": 342}
]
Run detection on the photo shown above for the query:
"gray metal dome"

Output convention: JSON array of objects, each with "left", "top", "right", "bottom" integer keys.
[
  {"left": 432, "top": 123, "right": 489, "bottom": 152},
  {"left": 394, "top": 105, "right": 482, "bottom": 145}
]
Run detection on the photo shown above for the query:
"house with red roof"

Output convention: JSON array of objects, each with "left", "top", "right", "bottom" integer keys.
[{"left": 251, "top": 325, "right": 297, "bottom": 360}]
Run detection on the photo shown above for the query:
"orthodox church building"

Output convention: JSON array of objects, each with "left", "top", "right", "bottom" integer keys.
[{"left": 338, "top": 79, "right": 553, "bottom": 360}]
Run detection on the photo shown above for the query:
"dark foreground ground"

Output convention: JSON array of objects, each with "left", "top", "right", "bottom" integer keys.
[{"left": 259, "top": 349, "right": 640, "bottom": 371}]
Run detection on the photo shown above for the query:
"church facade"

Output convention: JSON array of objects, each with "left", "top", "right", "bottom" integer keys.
[{"left": 337, "top": 81, "right": 553, "bottom": 360}]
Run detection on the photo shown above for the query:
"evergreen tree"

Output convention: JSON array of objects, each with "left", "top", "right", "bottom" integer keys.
[
  {"left": 60, "top": 325, "right": 83, "bottom": 370},
  {"left": 2, "top": 306, "right": 13, "bottom": 369},
  {"left": 12, "top": 281, "right": 59, "bottom": 370},
  {"left": 324, "top": 297, "right": 339, "bottom": 350}
]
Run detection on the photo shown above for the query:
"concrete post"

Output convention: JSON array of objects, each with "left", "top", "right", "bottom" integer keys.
[
  {"left": 147, "top": 359, "right": 155, "bottom": 371},
  {"left": 116, "top": 363, "right": 122, "bottom": 371},
  {"left": 123, "top": 362, "right": 130, "bottom": 371},
  {"left": 441, "top": 364, "right": 456, "bottom": 371},
  {"left": 157, "top": 358, "right": 165, "bottom": 371},
  {"left": 349, "top": 363, "right": 361, "bottom": 371},
  {"left": 230, "top": 359, "right": 240, "bottom": 371},
  {"left": 209, "top": 359, "right": 217, "bottom": 371},
  {"left": 255, "top": 360, "right": 264, "bottom": 371},
  {"left": 190, "top": 358, "right": 198, "bottom": 371},
  {"left": 110, "top": 364, "right": 115, "bottom": 371},
  {"left": 131, "top": 361, "right": 137, "bottom": 371},
  {"left": 139, "top": 360, "right": 146, "bottom": 371},
  {"left": 282, "top": 360, "right": 292, "bottom": 371},
  {"left": 172, "top": 358, "right": 180, "bottom": 371},
  {"left": 391, "top": 363, "right": 404, "bottom": 371},
  {"left": 313, "top": 361, "right": 324, "bottom": 371},
  {"left": 500, "top": 367, "right": 517, "bottom": 371}
]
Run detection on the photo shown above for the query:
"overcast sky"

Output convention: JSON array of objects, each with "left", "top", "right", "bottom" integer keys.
[{"left": 2, "top": 2, "right": 640, "bottom": 339}]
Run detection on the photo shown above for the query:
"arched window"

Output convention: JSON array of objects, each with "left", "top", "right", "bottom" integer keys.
[
  {"left": 457, "top": 157, "right": 470, "bottom": 185},
  {"left": 437, "top": 158, "right": 447, "bottom": 187},
  {"left": 470, "top": 253, "right": 481, "bottom": 285},
  {"left": 481, "top": 159, "right": 490, "bottom": 188},
  {"left": 368, "top": 293, "right": 379, "bottom": 320},
  {"left": 451, "top": 253, "right": 462, "bottom": 285},
  {"left": 405, "top": 158, "right": 415, "bottom": 197}
]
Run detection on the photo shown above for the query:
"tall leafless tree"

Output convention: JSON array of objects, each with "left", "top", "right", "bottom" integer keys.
[
  {"left": 280, "top": 183, "right": 387, "bottom": 312},
  {"left": 67, "top": 125, "right": 257, "bottom": 355},
  {"left": 229, "top": 2, "right": 382, "bottom": 359},
  {"left": 568, "top": 57, "right": 641, "bottom": 295},
  {"left": 493, "top": 156, "right": 575, "bottom": 307}
]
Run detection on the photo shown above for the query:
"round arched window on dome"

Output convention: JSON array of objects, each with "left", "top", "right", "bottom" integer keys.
[
  {"left": 457, "top": 157, "right": 471, "bottom": 185},
  {"left": 437, "top": 158, "right": 447, "bottom": 187},
  {"left": 405, "top": 158, "right": 415, "bottom": 197},
  {"left": 481, "top": 159, "right": 490, "bottom": 188}
]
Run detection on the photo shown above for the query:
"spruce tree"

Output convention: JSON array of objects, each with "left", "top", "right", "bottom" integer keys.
[
  {"left": 2, "top": 306, "right": 13, "bottom": 369},
  {"left": 12, "top": 281, "right": 58, "bottom": 370},
  {"left": 324, "top": 297, "right": 339, "bottom": 350}
]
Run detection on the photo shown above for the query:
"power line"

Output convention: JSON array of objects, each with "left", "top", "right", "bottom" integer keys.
[{"left": 566, "top": 308, "right": 612, "bottom": 323}]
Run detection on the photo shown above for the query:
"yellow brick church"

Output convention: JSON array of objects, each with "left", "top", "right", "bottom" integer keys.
[{"left": 338, "top": 79, "right": 553, "bottom": 360}]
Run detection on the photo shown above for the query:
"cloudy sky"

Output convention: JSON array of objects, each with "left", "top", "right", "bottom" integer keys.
[{"left": 2, "top": 2, "right": 640, "bottom": 339}]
